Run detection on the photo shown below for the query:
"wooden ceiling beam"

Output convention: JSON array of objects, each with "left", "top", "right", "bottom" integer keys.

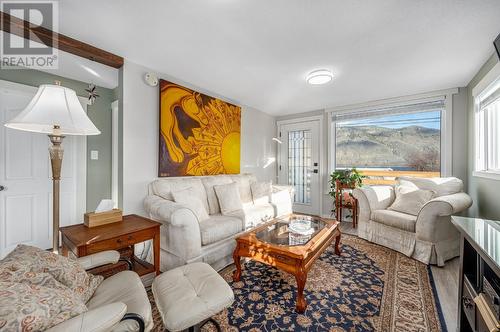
[{"left": 0, "top": 11, "right": 124, "bottom": 68}]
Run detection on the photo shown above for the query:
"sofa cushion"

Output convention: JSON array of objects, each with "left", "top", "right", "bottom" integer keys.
[
  {"left": 87, "top": 270, "right": 153, "bottom": 331},
  {"left": 201, "top": 176, "right": 233, "bottom": 215},
  {"left": 0, "top": 281, "right": 88, "bottom": 331},
  {"left": 397, "top": 176, "right": 463, "bottom": 197},
  {"left": 388, "top": 183, "right": 435, "bottom": 216},
  {"left": 229, "top": 174, "right": 256, "bottom": 204},
  {"left": 371, "top": 209, "right": 417, "bottom": 232},
  {"left": 251, "top": 181, "right": 272, "bottom": 205},
  {"left": 1, "top": 244, "right": 103, "bottom": 303},
  {"left": 152, "top": 177, "right": 209, "bottom": 213},
  {"left": 225, "top": 203, "right": 275, "bottom": 229},
  {"left": 172, "top": 187, "right": 210, "bottom": 222},
  {"left": 214, "top": 182, "right": 244, "bottom": 214},
  {"left": 199, "top": 215, "right": 243, "bottom": 246}
]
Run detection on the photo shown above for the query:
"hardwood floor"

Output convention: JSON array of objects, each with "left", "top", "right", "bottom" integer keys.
[{"left": 430, "top": 257, "right": 460, "bottom": 332}]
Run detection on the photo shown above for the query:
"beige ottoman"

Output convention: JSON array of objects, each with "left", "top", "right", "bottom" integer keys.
[{"left": 152, "top": 262, "right": 234, "bottom": 332}]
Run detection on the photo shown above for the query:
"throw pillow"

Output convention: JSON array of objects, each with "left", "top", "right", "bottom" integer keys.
[
  {"left": 0, "top": 281, "right": 87, "bottom": 331},
  {"left": 388, "top": 184, "right": 435, "bottom": 216},
  {"left": 1, "top": 244, "right": 103, "bottom": 303},
  {"left": 172, "top": 187, "right": 210, "bottom": 222},
  {"left": 250, "top": 181, "right": 272, "bottom": 205},
  {"left": 214, "top": 182, "right": 244, "bottom": 214}
]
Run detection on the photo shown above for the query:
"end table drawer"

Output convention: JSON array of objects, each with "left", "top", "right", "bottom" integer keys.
[{"left": 86, "top": 229, "right": 155, "bottom": 254}]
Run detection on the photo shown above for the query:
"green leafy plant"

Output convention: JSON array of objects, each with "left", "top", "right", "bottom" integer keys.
[{"left": 328, "top": 168, "right": 365, "bottom": 198}]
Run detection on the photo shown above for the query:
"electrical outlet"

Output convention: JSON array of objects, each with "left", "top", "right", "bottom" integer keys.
[{"left": 90, "top": 150, "right": 99, "bottom": 160}]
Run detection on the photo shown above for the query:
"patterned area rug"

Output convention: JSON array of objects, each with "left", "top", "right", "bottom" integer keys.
[{"left": 148, "top": 234, "right": 446, "bottom": 331}]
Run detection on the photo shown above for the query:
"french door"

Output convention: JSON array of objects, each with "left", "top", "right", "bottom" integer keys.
[
  {"left": 278, "top": 119, "right": 321, "bottom": 215},
  {"left": 0, "top": 80, "right": 87, "bottom": 258}
]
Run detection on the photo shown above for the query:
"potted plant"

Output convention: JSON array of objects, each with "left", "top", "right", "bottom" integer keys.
[
  {"left": 328, "top": 168, "right": 365, "bottom": 219},
  {"left": 328, "top": 168, "right": 365, "bottom": 197}
]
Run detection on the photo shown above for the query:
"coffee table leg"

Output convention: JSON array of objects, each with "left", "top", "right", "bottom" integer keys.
[
  {"left": 232, "top": 244, "right": 242, "bottom": 282},
  {"left": 295, "top": 268, "right": 307, "bottom": 313},
  {"left": 335, "top": 232, "right": 341, "bottom": 255}
]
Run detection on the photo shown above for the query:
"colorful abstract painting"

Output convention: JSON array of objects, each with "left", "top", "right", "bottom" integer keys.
[{"left": 158, "top": 80, "right": 241, "bottom": 177}]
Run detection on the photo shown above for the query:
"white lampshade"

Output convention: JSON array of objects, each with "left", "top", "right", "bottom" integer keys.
[{"left": 5, "top": 84, "right": 100, "bottom": 135}]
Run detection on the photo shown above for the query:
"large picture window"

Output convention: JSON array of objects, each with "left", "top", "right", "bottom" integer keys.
[{"left": 331, "top": 99, "right": 446, "bottom": 179}]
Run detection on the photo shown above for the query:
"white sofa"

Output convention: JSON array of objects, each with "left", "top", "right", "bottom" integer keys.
[
  {"left": 144, "top": 174, "right": 293, "bottom": 271},
  {"left": 352, "top": 177, "right": 472, "bottom": 266}
]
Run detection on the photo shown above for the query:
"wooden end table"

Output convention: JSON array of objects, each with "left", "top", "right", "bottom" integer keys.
[
  {"left": 60, "top": 214, "right": 161, "bottom": 276},
  {"left": 232, "top": 214, "right": 341, "bottom": 313}
]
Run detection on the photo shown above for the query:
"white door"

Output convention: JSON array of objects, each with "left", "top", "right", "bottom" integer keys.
[
  {"left": 278, "top": 119, "right": 321, "bottom": 215},
  {"left": 0, "top": 80, "right": 86, "bottom": 258}
]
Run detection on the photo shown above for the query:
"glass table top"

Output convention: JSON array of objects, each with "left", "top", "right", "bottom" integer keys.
[
  {"left": 255, "top": 215, "right": 327, "bottom": 246},
  {"left": 452, "top": 216, "right": 500, "bottom": 269}
]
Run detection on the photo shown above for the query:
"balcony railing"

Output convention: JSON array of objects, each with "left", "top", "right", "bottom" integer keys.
[{"left": 359, "top": 170, "right": 440, "bottom": 185}]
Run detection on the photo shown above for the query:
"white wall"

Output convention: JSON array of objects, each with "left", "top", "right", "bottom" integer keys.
[
  {"left": 466, "top": 54, "right": 500, "bottom": 220},
  {"left": 122, "top": 60, "right": 276, "bottom": 216},
  {"left": 241, "top": 107, "right": 277, "bottom": 182}
]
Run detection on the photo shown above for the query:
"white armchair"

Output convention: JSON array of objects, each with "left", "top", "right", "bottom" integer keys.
[
  {"left": 47, "top": 250, "right": 153, "bottom": 332},
  {"left": 353, "top": 177, "right": 472, "bottom": 266}
]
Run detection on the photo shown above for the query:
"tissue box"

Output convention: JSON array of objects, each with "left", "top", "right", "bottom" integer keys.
[{"left": 84, "top": 209, "right": 123, "bottom": 228}]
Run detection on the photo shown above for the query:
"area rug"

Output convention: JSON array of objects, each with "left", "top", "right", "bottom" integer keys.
[{"left": 148, "top": 234, "right": 446, "bottom": 331}]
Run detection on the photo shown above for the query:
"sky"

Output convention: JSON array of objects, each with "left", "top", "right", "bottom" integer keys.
[{"left": 337, "top": 110, "right": 441, "bottom": 130}]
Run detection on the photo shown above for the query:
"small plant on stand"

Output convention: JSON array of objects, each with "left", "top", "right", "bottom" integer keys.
[{"left": 328, "top": 168, "right": 365, "bottom": 218}]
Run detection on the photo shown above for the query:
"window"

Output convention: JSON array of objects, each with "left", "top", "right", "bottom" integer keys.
[
  {"left": 474, "top": 77, "right": 500, "bottom": 178},
  {"left": 331, "top": 99, "right": 447, "bottom": 177},
  {"left": 288, "top": 130, "right": 312, "bottom": 204}
]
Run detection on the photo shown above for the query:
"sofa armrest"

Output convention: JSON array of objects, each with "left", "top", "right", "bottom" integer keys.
[
  {"left": 415, "top": 192, "right": 472, "bottom": 243},
  {"left": 144, "top": 195, "right": 198, "bottom": 227},
  {"left": 272, "top": 184, "right": 294, "bottom": 193},
  {"left": 143, "top": 195, "right": 202, "bottom": 260},
  {"left": 77, "top": 250, "right": 120, "bottom": 270},
  {"left": 271, "top": 185, "right": 294, "bottom": 217},
  {"left": 353, "top": 185, "right": 395, "bottom": 211},
  {"left": 419, "top": 192, "right": 473, "bottom": 217},
  {"left": 46, "top": 302, "right": 127, "bottom": 332},
  {"left": 352, "top": 188, "right": 371, "bottom": 225},
  {"left": 272, "top": 185, "right": 294, "bottom": 200}
]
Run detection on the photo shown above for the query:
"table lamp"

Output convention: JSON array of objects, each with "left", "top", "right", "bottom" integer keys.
[{"left": 5, "top": 83, "right": 100, "bottom": 253}]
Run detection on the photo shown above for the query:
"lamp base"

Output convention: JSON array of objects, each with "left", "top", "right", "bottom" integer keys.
[{"left": 48, "top": 133, "right": 64, "bottom": 254}]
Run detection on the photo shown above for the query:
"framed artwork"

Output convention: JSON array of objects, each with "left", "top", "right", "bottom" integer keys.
[{"left": 158, "top": 79, "right": 241, "bottom": 177}]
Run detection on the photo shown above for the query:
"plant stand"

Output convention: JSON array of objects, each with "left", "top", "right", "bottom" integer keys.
[{"left": 334, "top": 180, "right": 359, "bottom": 228}]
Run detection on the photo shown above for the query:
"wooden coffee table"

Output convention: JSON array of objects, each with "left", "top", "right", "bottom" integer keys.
[{"left": 232, "top": 214, "right": 341, "bottom": 313}]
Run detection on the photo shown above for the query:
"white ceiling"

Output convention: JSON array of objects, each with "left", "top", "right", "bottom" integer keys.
[{"left": 59, "top": 0, "right": 500, "bottom": 115}]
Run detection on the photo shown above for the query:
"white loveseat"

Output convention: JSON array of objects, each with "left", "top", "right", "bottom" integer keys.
[
  {"left": 352, "top": 177, "right": 472, "bottom": 266},
  {"left": 144, "top": 174, "right": 293, "bottom": 271}
]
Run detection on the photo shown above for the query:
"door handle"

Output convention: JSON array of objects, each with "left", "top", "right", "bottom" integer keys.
[{"left": 0, "top": 185, "right": 5, "bottom": 191}]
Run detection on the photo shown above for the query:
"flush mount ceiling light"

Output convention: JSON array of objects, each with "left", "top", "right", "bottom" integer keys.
[{"left": 306, "top": 69, "right": 333, "bottom": 85}]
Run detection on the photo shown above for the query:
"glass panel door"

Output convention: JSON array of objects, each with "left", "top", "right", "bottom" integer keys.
[
  {"left": 288, "top": 130, "right": 312, "bottom": 204},
  {"left": 278, "top": 120, "right": 320, "bottom": 215}
]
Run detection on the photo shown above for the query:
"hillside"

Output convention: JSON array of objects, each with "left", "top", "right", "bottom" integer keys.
[{"left": 335, "top": 125, "right": 440, "bottom": 171}]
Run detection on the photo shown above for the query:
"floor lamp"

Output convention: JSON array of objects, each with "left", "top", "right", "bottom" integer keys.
[{"left": 5, "top": 84, "right": 100, "bottom": 253}]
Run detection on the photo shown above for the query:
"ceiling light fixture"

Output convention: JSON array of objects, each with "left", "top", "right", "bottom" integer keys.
[{"left": 306, "top": 69, "right": 333, "bottom": 85}]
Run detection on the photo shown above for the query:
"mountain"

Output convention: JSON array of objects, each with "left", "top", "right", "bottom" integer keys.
[{"left": 335, "top": 125, "right": 440, "bottom": 171}]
